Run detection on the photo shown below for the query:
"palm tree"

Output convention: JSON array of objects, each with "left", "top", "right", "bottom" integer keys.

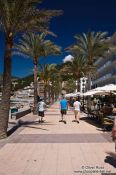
[
  {"left": 39, "top": 64, "right": 61, "bottom": 103},
  {"left": 39, "top": 40, "right": 61, "bottom": 101},
  {"left": 15, "top": 33, "right": 61, "bottom": 112},
  {"left": 39, "top": 64, "right": 53, "bottom": 102},
  {"left": 0, "top": 0, "right": 62, "bottom": 139},
  {"left": 71, "top": 31, "right": 109, "bottom": 90},
  {"left": 63, "top": 78, "right": 76, "bottom": 93},
  {"left": 39, "top": 39, "right": 61, "bottom": 77},
  {"left": 62, "top": 56, "right": 87, "bottom": 92},
  {"left": 15, "top": 32, "right": 47, "bottom": 114},
  {"left": 48, "top": 65, "right": 62, "bottom": 102}
]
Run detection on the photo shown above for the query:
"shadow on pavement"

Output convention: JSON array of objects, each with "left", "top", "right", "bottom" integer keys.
[
  {"left": 19, "top": 120, "right": 56, "bottom": 126},
  {"left": 7, "top": 120, "right": 55, "bottom": 136},
  {"left": 80, "top": 117, "right": 102, "bottom": 129},
  {"left": 23, "top": 125, "right": 49, "bottom": 131},
  {"left": 104, "top": 152, "right": 116, "bottom": 168},
  {"left": 7, "top": 124, "right": 19, "bottom": 137}
]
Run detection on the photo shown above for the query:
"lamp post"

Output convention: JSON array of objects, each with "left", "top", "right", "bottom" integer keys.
[
  {"left": 82, "top": 78, "right": 85, "bottom": 111},
  {"left": 37, "top": 77, "right": 40, "bottom": 102},
  {"left": 48, "top": 81, "right": 52, "bottom": 104},
  {"left": 37, "top": 76, "right": 39, "bottom": 95},
  {"left": 75, "top": 80, "right": 78, "bottom": 93}
]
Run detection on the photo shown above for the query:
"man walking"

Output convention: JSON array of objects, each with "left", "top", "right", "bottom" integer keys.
[
  {"left": 37, "top": 98, "right": 46, "bottom": 123},
  {"left": 73, "top": 97, "right": 81, "bottom": 123},
  {"left": 59, "top": 96, "right": 68, "bottom": 124}
]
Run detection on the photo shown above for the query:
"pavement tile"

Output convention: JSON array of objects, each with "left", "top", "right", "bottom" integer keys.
[{"left": 0, "top": 102, "right": 115, "bottom": 175}]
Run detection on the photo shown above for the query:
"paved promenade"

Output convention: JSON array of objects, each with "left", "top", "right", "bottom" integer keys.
[{"left": 0, "top": 102, "right": 116, "bottom": 175}]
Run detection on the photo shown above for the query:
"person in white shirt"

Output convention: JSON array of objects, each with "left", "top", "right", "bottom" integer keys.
[
  {"left": 37, "top": 99, "right": 46, "bottom": 123},
  {"left": 73, "top": 97, "right": 81, "bottom": 123}
]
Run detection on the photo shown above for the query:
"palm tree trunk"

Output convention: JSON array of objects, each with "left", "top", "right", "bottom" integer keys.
[
  {"left": 51, "top": 88, "right": 55, "bottom": 103},
  {"left": 0, "top": 34, "right": 13, "bottom": 139},
  {"left": 48, "top": 85, "right": 51, "bottom": 104},
  {"left": 33, "top": 64, "right": 38, "bottom": 114},
  {"left": 44, "top": 85, "right": 47, "bottom": 103}
]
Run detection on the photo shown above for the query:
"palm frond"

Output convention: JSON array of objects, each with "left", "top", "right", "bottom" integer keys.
[
  {"left": 0, "top": 0, "right": 63, "bottom": 35},
  {"left": 68, "top": 31, "right": 109, "bottom": 65},
  {"left": 14, "top": 32, "right": 61, "bottom": 66}
]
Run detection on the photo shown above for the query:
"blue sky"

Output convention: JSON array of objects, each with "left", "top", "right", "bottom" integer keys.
[{"left": 0, "top": 0, "right": 116, "bottom": 77}]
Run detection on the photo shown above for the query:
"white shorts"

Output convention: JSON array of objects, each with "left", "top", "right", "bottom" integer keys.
[{"left": 74, "top": 110, "right": 80, "bottom": 115}]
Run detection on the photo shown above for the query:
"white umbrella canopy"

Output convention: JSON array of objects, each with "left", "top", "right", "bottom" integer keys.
[
  {"left": 83, "top": 90, "right": 107, "bottom": 96},
  {"left": 65, "top": 92, "right": 82, "bottom": 97},
  {"left": 65, "top": 93, "right": 75, "bottom": 97},
  {"left": 83, "top": 84, "right": 116, "bottom": 96},
  {"left": 94, "top": 84, "right": 116, "bottom": 92},
  {"left": 75, "top": 92, "right": 83, "bottom": 96}
]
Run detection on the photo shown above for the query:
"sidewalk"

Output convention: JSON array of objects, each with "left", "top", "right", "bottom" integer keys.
[{"left": 0, "top": 102, "right": 115, "bottom": 175}]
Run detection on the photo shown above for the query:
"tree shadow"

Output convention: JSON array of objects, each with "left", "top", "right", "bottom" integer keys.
[
  {"left": 19, "top": 120, "right": 56, "bottom": 126},
  {"left": 24, "top": 125, "right": 49, "bottom": 131},
  {"left": 104, "top": 151, "right": 116, "bottom": 168},
  {"left": 7, "top": 120, "right": 55, "bottom": 136}
]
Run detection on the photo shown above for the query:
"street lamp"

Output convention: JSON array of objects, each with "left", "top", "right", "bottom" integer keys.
[
  {"left": 82, "top": 78, "right": 85, "bottom": 111},
  {"left": 75, "top": 80, "right": 78, "bottom": 93}
]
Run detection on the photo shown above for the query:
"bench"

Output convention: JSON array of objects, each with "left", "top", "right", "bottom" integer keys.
[{"left": 11, "top": 108, "right": 31, "bottom": 119}]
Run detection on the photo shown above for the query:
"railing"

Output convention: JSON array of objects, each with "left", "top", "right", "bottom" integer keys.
[
  {"left": 94, "top": 57, "right": 103, "bottom": 65},
  {"left": 93, "top": 73, "right": 112, "bottom": 84},
  {"left": 97, "top": 61, "right": 111, "bottom": 72},
  {"left": 11, "top": 108, "right": 31, "bottom": 119}
]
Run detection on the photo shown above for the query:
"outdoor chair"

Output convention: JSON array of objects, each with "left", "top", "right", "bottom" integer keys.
[
  {"left": 87, "top": 108, "right": 94, "bottom": 117},
  {"left": 98, "top": 106, "right": 114, "bottom": 130}
]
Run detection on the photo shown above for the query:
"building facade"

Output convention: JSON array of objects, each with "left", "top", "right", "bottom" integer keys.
[{"left": 92, "top": 34, "right": 116, "bottom": 88}]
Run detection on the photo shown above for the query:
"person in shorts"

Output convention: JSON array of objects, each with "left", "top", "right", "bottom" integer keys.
[
  {"left": 59, "top": 96, "right": 68, "bottom": 124},
  {"left": 37, "top": 98, "right": 46, "bottom": 123},
  {"left": 73, "top": 97, "right": 81, "bottom": 123}
]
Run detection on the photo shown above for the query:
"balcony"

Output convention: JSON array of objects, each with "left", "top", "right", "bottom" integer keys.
[
  {"left": 97, "top": 61, "right": 111, "bottom": 73},
  {"left": 93, "top": 73, "right": 112, "bottom": 84},
  {"left": 94, "top": 57, "right": 103, "bottom": 65}
]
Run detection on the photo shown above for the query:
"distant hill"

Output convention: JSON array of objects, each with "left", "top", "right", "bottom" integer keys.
[
  {"left": 0, "top": 73, "right": 33, "bottom": 90},
  {"left": 14, "top": 74, "right": 34, "bottom": 90},
  {"left": 18, "top": 74, "right": 34, "bottom": 84},
  {"left": 12, "top": 76, "right": 20, "bottom": 82},
  {"left": 0, "top": 74, "right": 20, "bottom": 92},
  {"left": 0, "top": 74, "right": 20, "bottom": 81}
]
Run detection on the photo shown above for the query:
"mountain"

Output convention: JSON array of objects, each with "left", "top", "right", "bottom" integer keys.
[
  {"left": 14, "top": 74, "right": 34, "bottom": 90},
  {"left": 0, "top": 74, "right": 20, "bottom": 82}
]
